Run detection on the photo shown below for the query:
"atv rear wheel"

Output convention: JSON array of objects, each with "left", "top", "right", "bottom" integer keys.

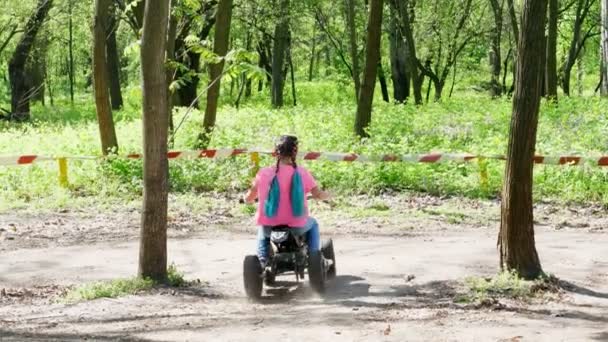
[
  {"left": 308, "top": 251, "right": 326, "bottom": 294},
  {"left": 243, "top": 255, "right": 263, "bottom": 300},
  {"left": 322, "top": 239, "right": 336, "bottom": 279}
]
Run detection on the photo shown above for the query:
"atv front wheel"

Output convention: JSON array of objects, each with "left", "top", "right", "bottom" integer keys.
[{"left": 243, "top": 255, "right": 263, "bottom": 300}]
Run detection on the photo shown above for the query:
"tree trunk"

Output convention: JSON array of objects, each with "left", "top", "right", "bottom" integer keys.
[
  {"left": 201, "top": 0, "right": 233, "bottom": 146},
  {"left": 354, "top": 0, "right": 383, "bottom": 137},
  {"left": 93, "top": 0, "right": 118, "bottom": 154},
  {"left": 577, "top": 35, "right": 585, "bottom": 95},
  {"left": 139, "top": 0, "right": 171, "bottom": 283},
  {"left": 8, "top": 0, "right": 53, "bottom": 120},
  {"left": 346, "top": 0, "right": 361, "bottom": 100},
  {"left": 389, "top": 1, "right": 409, "bottom": 103},
  {"left": 378, "top": 59, "right": 389, "bottom": 102},
  {"left": 166, "top": 14, "right": 177, "bottom": 135},
  {"left": 489, "top": 0, "right": 503, "bottom": 97},
  {"left": 68, "top": 0, "right": 75, "bottom": 104},
  {"left": 561, "top": 0, "right": 590, "bottom": 96},
  {"left": 308, "top": 24, "right": 317, "bottom": 82},
  {"left": 602, "top": 0, "right": 608, "bottom": 96},
  {"left": 498, "top": 0, "right": 546, "bottom": 280},
  {"left": 433, "top": 81, "right": 444, "bottom": 102},
  {"left": 507, "top": 0, "right": 519, "bottom": 47},
  {"left": 545, "top": 0, "right": 558, "bottom": 100},
  {"left": 289, "top": 48, "right": 297, "bottom": 106},
  {"left": 107, "top": 13, "right": 123, "bottom": 110},
  {"left": 396, "top": 0, "right": 423, "bottom": 105},
  {"left": 271, "top": 0, "right": 290, "bottom": 108}
]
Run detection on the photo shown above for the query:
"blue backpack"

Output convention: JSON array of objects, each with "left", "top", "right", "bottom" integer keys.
[{"left": 264, "top": 168, "right": 304, "bottom": 218}]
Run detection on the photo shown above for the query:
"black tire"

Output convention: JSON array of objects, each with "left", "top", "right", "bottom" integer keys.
[
  {"left": 243, "top": 255, "right": 263, "bottom": 300},
  {"left": 322, "top": 239, "right": 337, "bottom": 279},
  {"left": 308, "top": 251, "right": 326, "bottom": 294}
]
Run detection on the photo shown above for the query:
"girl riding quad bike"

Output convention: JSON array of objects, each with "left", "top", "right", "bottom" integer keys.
[{"left": 242, "top": 135, "right": 336, "bottom": 299}]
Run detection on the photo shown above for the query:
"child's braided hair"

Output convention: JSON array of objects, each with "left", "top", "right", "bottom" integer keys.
[{"left": 275, "top": 135, "right": 298, "bottom": 173}]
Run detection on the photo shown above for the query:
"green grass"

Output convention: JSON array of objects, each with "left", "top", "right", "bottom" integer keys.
[
  {"left": 458, "top": 271, "right": 560, "bottom": 303},
  {"left": 63, "top": 277, "right": 155, "bottom": 302},
  {"left": 1, "top": 81, "right": 608, "bottom": 211},
  {"left": 62, "top": 263, "right": 188, "bottom": 302}
]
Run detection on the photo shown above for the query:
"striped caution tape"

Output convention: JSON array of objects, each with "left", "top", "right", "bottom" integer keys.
[{"left": 1, "top": 149, "right": 608, "bottom": 166}]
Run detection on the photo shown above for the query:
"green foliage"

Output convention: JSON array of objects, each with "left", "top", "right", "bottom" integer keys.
[
  {"left": 1, "top": 87, "right": 608, "bottom": 211},
  {"left": 459, "top": 271, "right": 559, "bottom": 303},
  {"left": 63, "top": 277, "right": 154, "bottom": 302},
  {"left": 167, "top": 263, "right": 186, "bottom": 287}
]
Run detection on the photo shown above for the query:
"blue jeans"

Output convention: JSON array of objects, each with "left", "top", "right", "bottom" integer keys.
[{"left": 257, "top": 217, "right": 320, "bottom": 261}]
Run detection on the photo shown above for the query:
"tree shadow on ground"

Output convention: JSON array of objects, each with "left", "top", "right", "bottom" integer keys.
[
  {"left": 0, "top": 329, "right": 151, "bottom": 342},
  {"left": 559, "top": 279, "right": 608, "bottom": 299}
]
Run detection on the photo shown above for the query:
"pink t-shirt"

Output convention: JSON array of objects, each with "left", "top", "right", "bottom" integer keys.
[{"left": 255, "top": 164, "right": 317, "bottom": 227}]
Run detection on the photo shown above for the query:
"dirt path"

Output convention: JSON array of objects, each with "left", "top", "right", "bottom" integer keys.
[{"left": 1, "top": 228, "right": 607, "bottom": 341}]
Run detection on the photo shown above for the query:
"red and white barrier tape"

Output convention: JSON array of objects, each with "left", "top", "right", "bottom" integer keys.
[{"left": 1, "top": 149, "right": 608, "bottom": 166}]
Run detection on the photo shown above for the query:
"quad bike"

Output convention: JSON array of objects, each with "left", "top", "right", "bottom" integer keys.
[{"left": 243, "top": 225, "right": 336, "bottom": 300}]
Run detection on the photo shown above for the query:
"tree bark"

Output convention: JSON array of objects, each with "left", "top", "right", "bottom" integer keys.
[
  {"left": 546, "top": 0, "right": 558, "bottom": 100},
  {"left": 354, "top": 0, "right": 383, "bottom": 137},
  {"left": 201, "top": 0, "right": 233, "bottom": 146},
  {"left": 308, "top": 24, "right": 317, "bottom": 82},
  {"left": 601, "top": 0, "right": 608, "bottom": 96},
  {"left": 107, "top": 13, "right": 123, "bottom": 110},
  {"left": 378, "top": 59, "right": 389, "bottom": 102},
  {"left": 346, "top": 0, "right": 361, "bottom": 100},
  {"left": 166, "top": 14, "right": 177, "bottom": 135},
  {"left": 8, "top": 0, "right": 53, "bottom": 120},
  {"left": 93, "top": 0, "right": 118, "bottom": 154},
  {"left": 271, "top": 0, "right": 290, "bottom": 107},
  {"left": 389, "top": 1, "right": 409, "bottom": 103},
  {"left": 561, "top": 0, "right": 592, "bottom": 96},
  {"left": 498, "top": 0, "right": 546, "bottom": 280},
  {"left": 396, "top": 0, "right": 423, "bottom": 105},
  {"left": 68, "top": 0, "right": 75, "bottom": 104},
  {"left": 139, "top": 0, "right": 171, "bottom": 283},
  {"left": 489, "top": 0, "right": 503, "bottom": 97}
]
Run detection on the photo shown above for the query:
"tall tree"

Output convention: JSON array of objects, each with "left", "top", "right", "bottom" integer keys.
[
  {"left": 139, "top": 0, "right": 171, "bottom": 282},
  {"left": 354, "top": 0, "right": 383, "bottom": 137},
  {"left": 271, "top": 0, "right": 290, "bottom": 107},
  {"left": 546, "top": 0, "right": 558, "bottom": 100},
  {"left": 601, "top": 0, "right": 608, "bottom": 96},
  {"left": 489, "top": 0, "right": 503, "bottom": 97},
  {"left": 107, "top": 9, "right": 123, "bottom": 110},
  {"left": 561, "top": 0, "right": 596, "bottom": 96},
  {"left": 201, "top": 0, "right": 233, "bottom": 146},
  {"left": 389, "top": 0, "right": 409, "bottom": 103},
  {"left": 8, "top": 0, "right": 53, "bottom": 120},
  {"left": 498, "top": 0, "right": 547, "bottom": 280},
  {"left": 68, "top": 0, "right": 75, "bottom": 104},
  {"left": 93, "top": 0, "right": 118, "bottom": 154},
  {"left": 395, "top": 0, "right": 424, "bottom": 104},
  {"left": 346, "top": 0, "right": 361, "bottom": 100}
]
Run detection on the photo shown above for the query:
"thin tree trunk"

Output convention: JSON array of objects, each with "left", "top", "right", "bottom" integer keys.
[
  {"left": 139, "top": 0, "right": 171, "bottom": 283},
  {"left": 498, "top": 0, "right": 546, "bottom": 280},
  {"left": 346, "top": 0, "right": 361, "bottom": 100},
  {"left": 602, "top": 0, "right": 608, "bottom": 96},
  {"left": 68, "top": 0, "right": 74, "bottom": 104},
  {"left": 271, "top": 0, "right": 289, "bottom": 107},
  {"left": 562, "top": 0, "right": 590, "bottom": 96},
  {"left": 378, "top": 59, "right": 389, "bottom": 102},
  {"left": 201, "top": 0, "right": 233, "bottom": 146},
  {"left": 577, "top": 35, "right": 585, "bottom": 96},
  {"left": 8, "top": 0, "right": 53, "bottom": 120},
  {"left": 507, "top": 0, "right": 519, "bottom": 46},
  {"left": 354, "top": 0, "right": 383, "bottom": 137},
  {"left": 289, "top": 48, "right": 297, "bottom": 106},
  {"left": 389, "top": 1, "right": 409, "bottom": 103},
  {"left": 546, "top": 0, "right": 558, "bottom": 100},
  {"left": 489, "top": 0, "right": 503, "bottom": 97},
  {"left": 308, "top": 24, "right": 316, "bottom": 82},
  {"left": 93, "top": 0, "right": 118, "bottom": 154},
  {"left": 107, "top": 14, "right": 123, "bottom": 110},
  {"left": 397, "top": 0, "right": 423, "bottom": 105}
]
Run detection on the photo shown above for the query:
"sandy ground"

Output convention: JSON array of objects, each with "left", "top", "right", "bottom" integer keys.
[{"left": 0, "top": 195, "right": 607, "bottom": 341}]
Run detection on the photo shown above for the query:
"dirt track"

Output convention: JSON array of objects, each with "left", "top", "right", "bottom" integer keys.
[
  {"left": 1, "top": 229, "right": 608, "bottom": 341},
  {"left": 1, "top": 195, "right": 607, "bottom": 341}
]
